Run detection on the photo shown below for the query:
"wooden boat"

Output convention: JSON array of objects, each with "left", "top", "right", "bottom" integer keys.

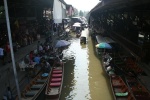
[
  {"left": 124, "top": 57, "right": 146, "bottom": 76},
  {"left": 113, "top": 57, "right": 136, "bottom": 77},
  {"left": 110, "top": 75, "right": 135, "bottom": 100},
  {"left": 45, "top": 61, "right": 64, "bottom": 100},
  {"left": 113, "top": 54, "right": 146, "bottom": 76},
  {"left": 125, "top": 76, "right": 150, "bottom": 100},
  {"left": 21, "top": 71, "right": 49, "bottom": 100}
]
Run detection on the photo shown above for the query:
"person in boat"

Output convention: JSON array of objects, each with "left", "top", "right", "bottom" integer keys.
[
  {"left": 33, "top": 54, "right": 41, "bottom": 65},
  {"left": 41, "top": 60, "right": 51, "bottom": 73},
  {"left": 103, "top": 53, "right": 112, "bottom": 62},
  {"left": 54, "top": 55, "right": 63, "bottom": 67},
  {"left": 57, "top": 47, "right": 63, "bottom": 59}
]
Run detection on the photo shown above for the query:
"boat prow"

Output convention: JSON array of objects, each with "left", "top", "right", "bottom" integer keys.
[
  {"left": 20, "top": 71, "right": 49, "bottom": 100},
  {"left": 110, "top": 75, "right": 135, "bottom": 100}
]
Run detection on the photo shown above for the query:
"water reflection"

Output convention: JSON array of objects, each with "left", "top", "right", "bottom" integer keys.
[{"left": 60, "top": 29, "right": 113, "bottom": 100}]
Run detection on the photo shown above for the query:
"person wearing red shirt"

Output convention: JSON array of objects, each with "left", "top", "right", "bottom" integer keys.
[
  {"left": 5, "top": 42, "right": 11, "bottom": 63},
  {"left": 29, "top": 51, "right": 34, "bottom": 64}
]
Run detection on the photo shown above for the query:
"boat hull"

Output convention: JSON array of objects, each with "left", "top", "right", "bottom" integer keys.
[
  {"left": 20, "top": 71, "right": 49, "bottom": 100},
  {"left": 45, "top": 62, "right": 64, "bottom": 100},
  {"left": 110, "top": 75, "right": 135, "bottom": 100},
  {"left": 125, "top": 76, "right": 150, "bottom": 100}
]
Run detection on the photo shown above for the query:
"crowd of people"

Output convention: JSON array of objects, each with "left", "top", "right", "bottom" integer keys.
[
  {"left": 0, "top": 18, "right": 54, "bottom": 65},
  {"left": 2, "top": 35, "right": 64, "bottom": 100},
  {"left": 23, "top": 36, "right": 64, "bottom": 74},
  {"left": 1, "top": 17, "right": 69, "bottom": 99}
]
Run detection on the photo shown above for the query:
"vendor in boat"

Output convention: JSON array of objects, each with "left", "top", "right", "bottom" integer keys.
[
  {"left": 33, "top": 54, "right": 41, "bottom": 65},
  {"left": 58, "top": 48, "right": 63, "bottom": 59},
  {"left": 41, "top": 60, "right": 51, "bottom": 73},
  {"left": 54, "top": 56, "right": 63, "bottom": 67}
]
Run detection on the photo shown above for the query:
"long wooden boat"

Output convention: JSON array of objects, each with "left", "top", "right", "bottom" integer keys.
[
  {"left": 21, "top": 71, "right": 49, "bottom": 100},
  {"left": 113, "top": 57, "right": 136, "bottom": 77},
  {"left": 124, "top": 57, "right": 146, "bottom": 76},
  {"left": 110, "top": 75, "right": 135, "bottom": 100},
  {"left": 125, "top": 76, "right": 150, "bottom": 100},
  {"left": 113, "top": 55, "right": 146, "bottom": 77},
  {"left": 45, "top": 61, "right": 64, "bottom": 100}
]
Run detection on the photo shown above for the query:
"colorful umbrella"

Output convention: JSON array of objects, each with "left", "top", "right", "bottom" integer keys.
[
  {"left": 55, "top": 40, "right": 70, "bottom": 48},
  {"left": 96, "top": 42, "right": 112, "bottom": 49}
]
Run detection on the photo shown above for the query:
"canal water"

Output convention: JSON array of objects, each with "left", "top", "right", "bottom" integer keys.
[{"left": 60, "top": 29, "right": 113, "bottom": 100}]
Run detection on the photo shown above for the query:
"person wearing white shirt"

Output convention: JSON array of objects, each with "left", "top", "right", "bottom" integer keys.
[{"left": 39, "top": 45, "right": 43, "bottom": 51}]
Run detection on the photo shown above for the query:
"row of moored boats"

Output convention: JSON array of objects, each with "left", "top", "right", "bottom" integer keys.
[
  {"left": 19, "top": 55, "right": 64, "bottom": 100},
  {"left": 101, "top": 51, "right": 150, "bottom": 100}
]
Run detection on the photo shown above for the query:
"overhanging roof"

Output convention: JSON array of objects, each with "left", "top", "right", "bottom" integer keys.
[
  {"left": 90, "top": 0, "right": 150, "bottom": 14},
  {"left": 0, "top": 0, "right": 67, "bottom": 9}
]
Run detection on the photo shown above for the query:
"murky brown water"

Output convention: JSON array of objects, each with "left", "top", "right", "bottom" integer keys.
[{"left": 60, "top": 29, "right": 113, "bottom": 100}]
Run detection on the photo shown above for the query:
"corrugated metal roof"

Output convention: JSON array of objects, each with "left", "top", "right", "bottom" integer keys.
[{"left": 90, "top": 0, "right": 150, "bottom": 13}]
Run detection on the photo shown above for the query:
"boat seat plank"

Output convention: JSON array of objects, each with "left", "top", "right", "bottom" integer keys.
[
  {"left": 51, "top": 78, "right": 62, "bottom": 82},
  {"left": 112, "top": 80, "right": 124, "bottom": 87},
  {"left": 114, "top": 88, "right": 123, "bottom": 93},
  {"left": 36, "top": 79, "right": 46, "bottom": 83},
  {"left": 114, "top": 87, "right": 128, "bottom": 93},
  {"left": 52, "top": 70, "right": 62, "bottom": 74},
  {"left": 50, "top": 82, "right": 61, "bottom": 87},
  {"left": 52, "top": 74, "right": 62, "bottom": 78},
  {"left": 115, "top": 92, "right": 128, "bottom": 96},
  {"left": 116, "top": 97, "right": 128, "bottom": 100},
  {"left": 31, "top": 84, "right": 43, "bottom": 90},
  {"left": 21, "top": 97, "right": 32, "bottom": 100},
  {"left": 53, "top": 68, "right": 62, "bottom": 71},
  {"left": 25, "top": 91, "right": 38, "bottom": 97}
]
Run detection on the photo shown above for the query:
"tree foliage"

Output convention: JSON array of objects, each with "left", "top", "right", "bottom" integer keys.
[{"left": 79, "top": 10, "right": 83, "bottom": 16}]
